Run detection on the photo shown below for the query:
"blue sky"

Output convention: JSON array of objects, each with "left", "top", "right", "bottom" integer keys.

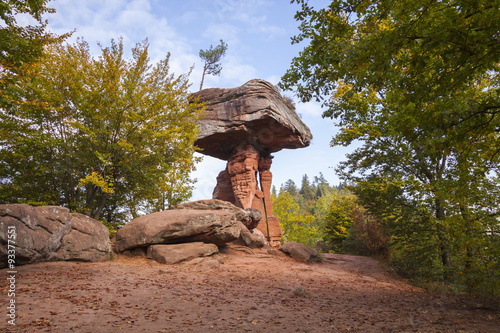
[{"left": 44, "top": 0, "right": 351, "bottom": 200}]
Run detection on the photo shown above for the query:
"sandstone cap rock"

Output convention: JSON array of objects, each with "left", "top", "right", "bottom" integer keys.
[{"left": 191, "top": 79, "right": 313, "bottom": 160}]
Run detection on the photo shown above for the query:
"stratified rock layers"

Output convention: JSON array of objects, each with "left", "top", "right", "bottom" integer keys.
[{"left": 192, "top": 79, "right": 312, "bottom": 161}]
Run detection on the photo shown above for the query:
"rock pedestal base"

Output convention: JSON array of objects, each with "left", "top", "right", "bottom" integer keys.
[
  {"left": 212, "top": 145, "right": 282, "bottom": 248},
  {"left": 256, "top": 216, "right": 282, "bottom": 248}
]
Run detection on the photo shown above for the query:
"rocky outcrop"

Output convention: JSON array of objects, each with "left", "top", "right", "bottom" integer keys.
[
  {"left": 191, "top": 80, "right": 312, "bottom": 248},
  {"left": 280, "top": 242, "right": 322, "bottom": 263},
  {"left": 210, "top": 145, "right": 282, "bottom": 247},
  {"left": 227, "top": 145, "right": 261, "bottom": 210},
  {"left": 147, "top": 242, "right": 218, "bottom": 265},
  {"left": 172, "top": 199, "right": 242, "bottom": 211},
  {"left": 192, "top": 79, "right": 312, "bottom": 160},
  {"left": 0, "top": 204, "right": 111, "bottom": 268},
  {"left": 115, "top": 209, "right": 239, "bottom": 252},
  {"left": 115, "top": 200, "right": 258, "bottom": 252}
]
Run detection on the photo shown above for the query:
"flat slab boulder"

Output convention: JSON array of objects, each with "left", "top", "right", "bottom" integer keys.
[
  {"left": 115, "top": 200, "right": 247, "bottom": 252},
  {"left": 147, "top": 242, "right": 218, "bottom": 265},
  {"left": 0, "top": 204, "right": 111, "bottom": 268},
  {"left": 191, "top": 79, "right": 312, "bottom": 160},
  {"left": 173, "top": 199, "right": 262, "bottom": 230},
  {"left": 280, "top": 242, "right": 322, "bottom": 263}
]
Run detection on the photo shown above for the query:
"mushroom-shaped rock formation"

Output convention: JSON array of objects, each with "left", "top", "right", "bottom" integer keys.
[
  {"left": 192, "top": 79, "right": 312, "bottom": 160},
  {"left": 191, "top": 79, "right": 313, "bottom": 248}
]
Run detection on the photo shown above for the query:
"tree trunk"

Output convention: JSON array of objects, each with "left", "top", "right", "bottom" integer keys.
[
  {"left": 459, "top": 203, "right": 475, "bottom": 293},
  {"left": 93, "top": 193, "right": 107, "bottom": 220},
  {"left": 199, "top": 64, "right": 207, "bottom": 91},
  {"left": 84, "top": 184, "right": 97, "bottom": 216},
  {"left": 435, "top": 197, "right": 451, "bottom": 283}
]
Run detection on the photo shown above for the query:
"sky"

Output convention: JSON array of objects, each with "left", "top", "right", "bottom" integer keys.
[{"left": 43, "top": 0, "right": 352, "bottom": 200}]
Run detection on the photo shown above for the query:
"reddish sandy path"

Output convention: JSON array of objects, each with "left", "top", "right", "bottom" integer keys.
[{"left": 1, "top": 247, "right": 499, "bottom": 332}]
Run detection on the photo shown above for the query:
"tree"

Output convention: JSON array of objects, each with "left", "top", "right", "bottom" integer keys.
[
  {"left": 281, "top": 0, "right": 500, "bottom": 293},
  {"left": 321, "top": 191, "right": 356, "bottom": 253},
  {"left": 319, "top": 190, "right": 386, "bottom": 255},
  {"left": 281, "top": 179, "right": 298, "bottom": 196},
  {"left": 0, "top": 0, "right": 67, "bottom": 108},
  {"left": 0, "top": 38, "right": 204, "bottom": 222},
  {"left": 198, "top": 39, "right": 228, "bottom": 90},
  {"left": 299, "top": 174, "right": 314, "bottom": 201},
  {"left": 312, "top": 172, "right": 331, "bottom": 198},
  {"left": 281, "top": 0, "right": 499, "bottom": 155}
]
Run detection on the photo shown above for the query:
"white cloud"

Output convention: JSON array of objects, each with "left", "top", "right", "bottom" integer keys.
[
  {"left": 47, "top": 0, "right": 200, "bottom": 80},
  {"left": 254, "top": 24, "right": 287, "bottom": 40},
  {"left": 208, "top": 0, "right": 283, "bottom": 40},
  {"left": 211, "top": 0, "right": 268, "bottom": 21},
  {"left": 201, "top": 23, "right": 240, "bottom": 46},
  {"left": 297, "top": 101, "right": 324, "bottom": 118},
  {"left": 177, "top": 11, "right": 199, "bottom": 25}
]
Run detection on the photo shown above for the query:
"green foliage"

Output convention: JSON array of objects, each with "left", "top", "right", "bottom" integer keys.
[
  {"left": 0, "top": 0, "right": 68, "bottom": 111},
  {"left": 274, "top": 174, "right": 384, "bottom": 254},
  {"left": 101, "top": 219, "right": 121, "bottom": 238},
  {"left": 0, "top": 38, "right": 204, "bottom": 223},
  {"left": 0, "top": 0, "right": 57, "bottom": 69},
  {"left": 321, "top": 193, "right": 353, "bottom": 253},
  {"left": 315, "top": 189, "right": 388, "bottom": 255},
  {"left": 299, "top": 174, "right": 314, "bottom": 201},
  {"left": 274, "top": 175, "right": 385, "bottom": 254},
  {"left": 282, "top": 0, "right": 499, "bottom": 120},
  {"left": 198, "top": 39, "right": 228, "bottom": 90},
  {"left": 282, "top": 179, "right": 299, "bottom": 197},
  {"left": 281, "top": 0, "right": 500, "bottom": 296},
  {"left": 273, "top": 190, "right": 317, "bottom": 248}
]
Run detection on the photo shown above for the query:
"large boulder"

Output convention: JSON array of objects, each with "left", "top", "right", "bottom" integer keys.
[
  {"left": 280, "top": 242, "right": 322, "bottom": 263},
  {"left": 0, "top": 204, "right": 111, "bottom": 268},
  {"left": 115, "top": 200, "right": 250, "bottom": 252},
  {"left": 147, "top": 242, "right": 218, "bottom": 265},
  {"left": 191, "top": 79, "right": 312, "bottom": 160}
]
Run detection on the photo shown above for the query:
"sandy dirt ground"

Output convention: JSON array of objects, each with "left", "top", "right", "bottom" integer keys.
[{"left": 1, "top": 246, "right": 499, "bottom": 332}]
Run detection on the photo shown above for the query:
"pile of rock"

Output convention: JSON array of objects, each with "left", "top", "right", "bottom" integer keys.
[
  {"left": 0, "top": 201, "right": 321, "bottom": 267},
  {"left": 114, "top": 199, "right": 269, "bottom": 265},
  {"left": 0, "top": 204, "right": 111, "bottom": 268}
]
